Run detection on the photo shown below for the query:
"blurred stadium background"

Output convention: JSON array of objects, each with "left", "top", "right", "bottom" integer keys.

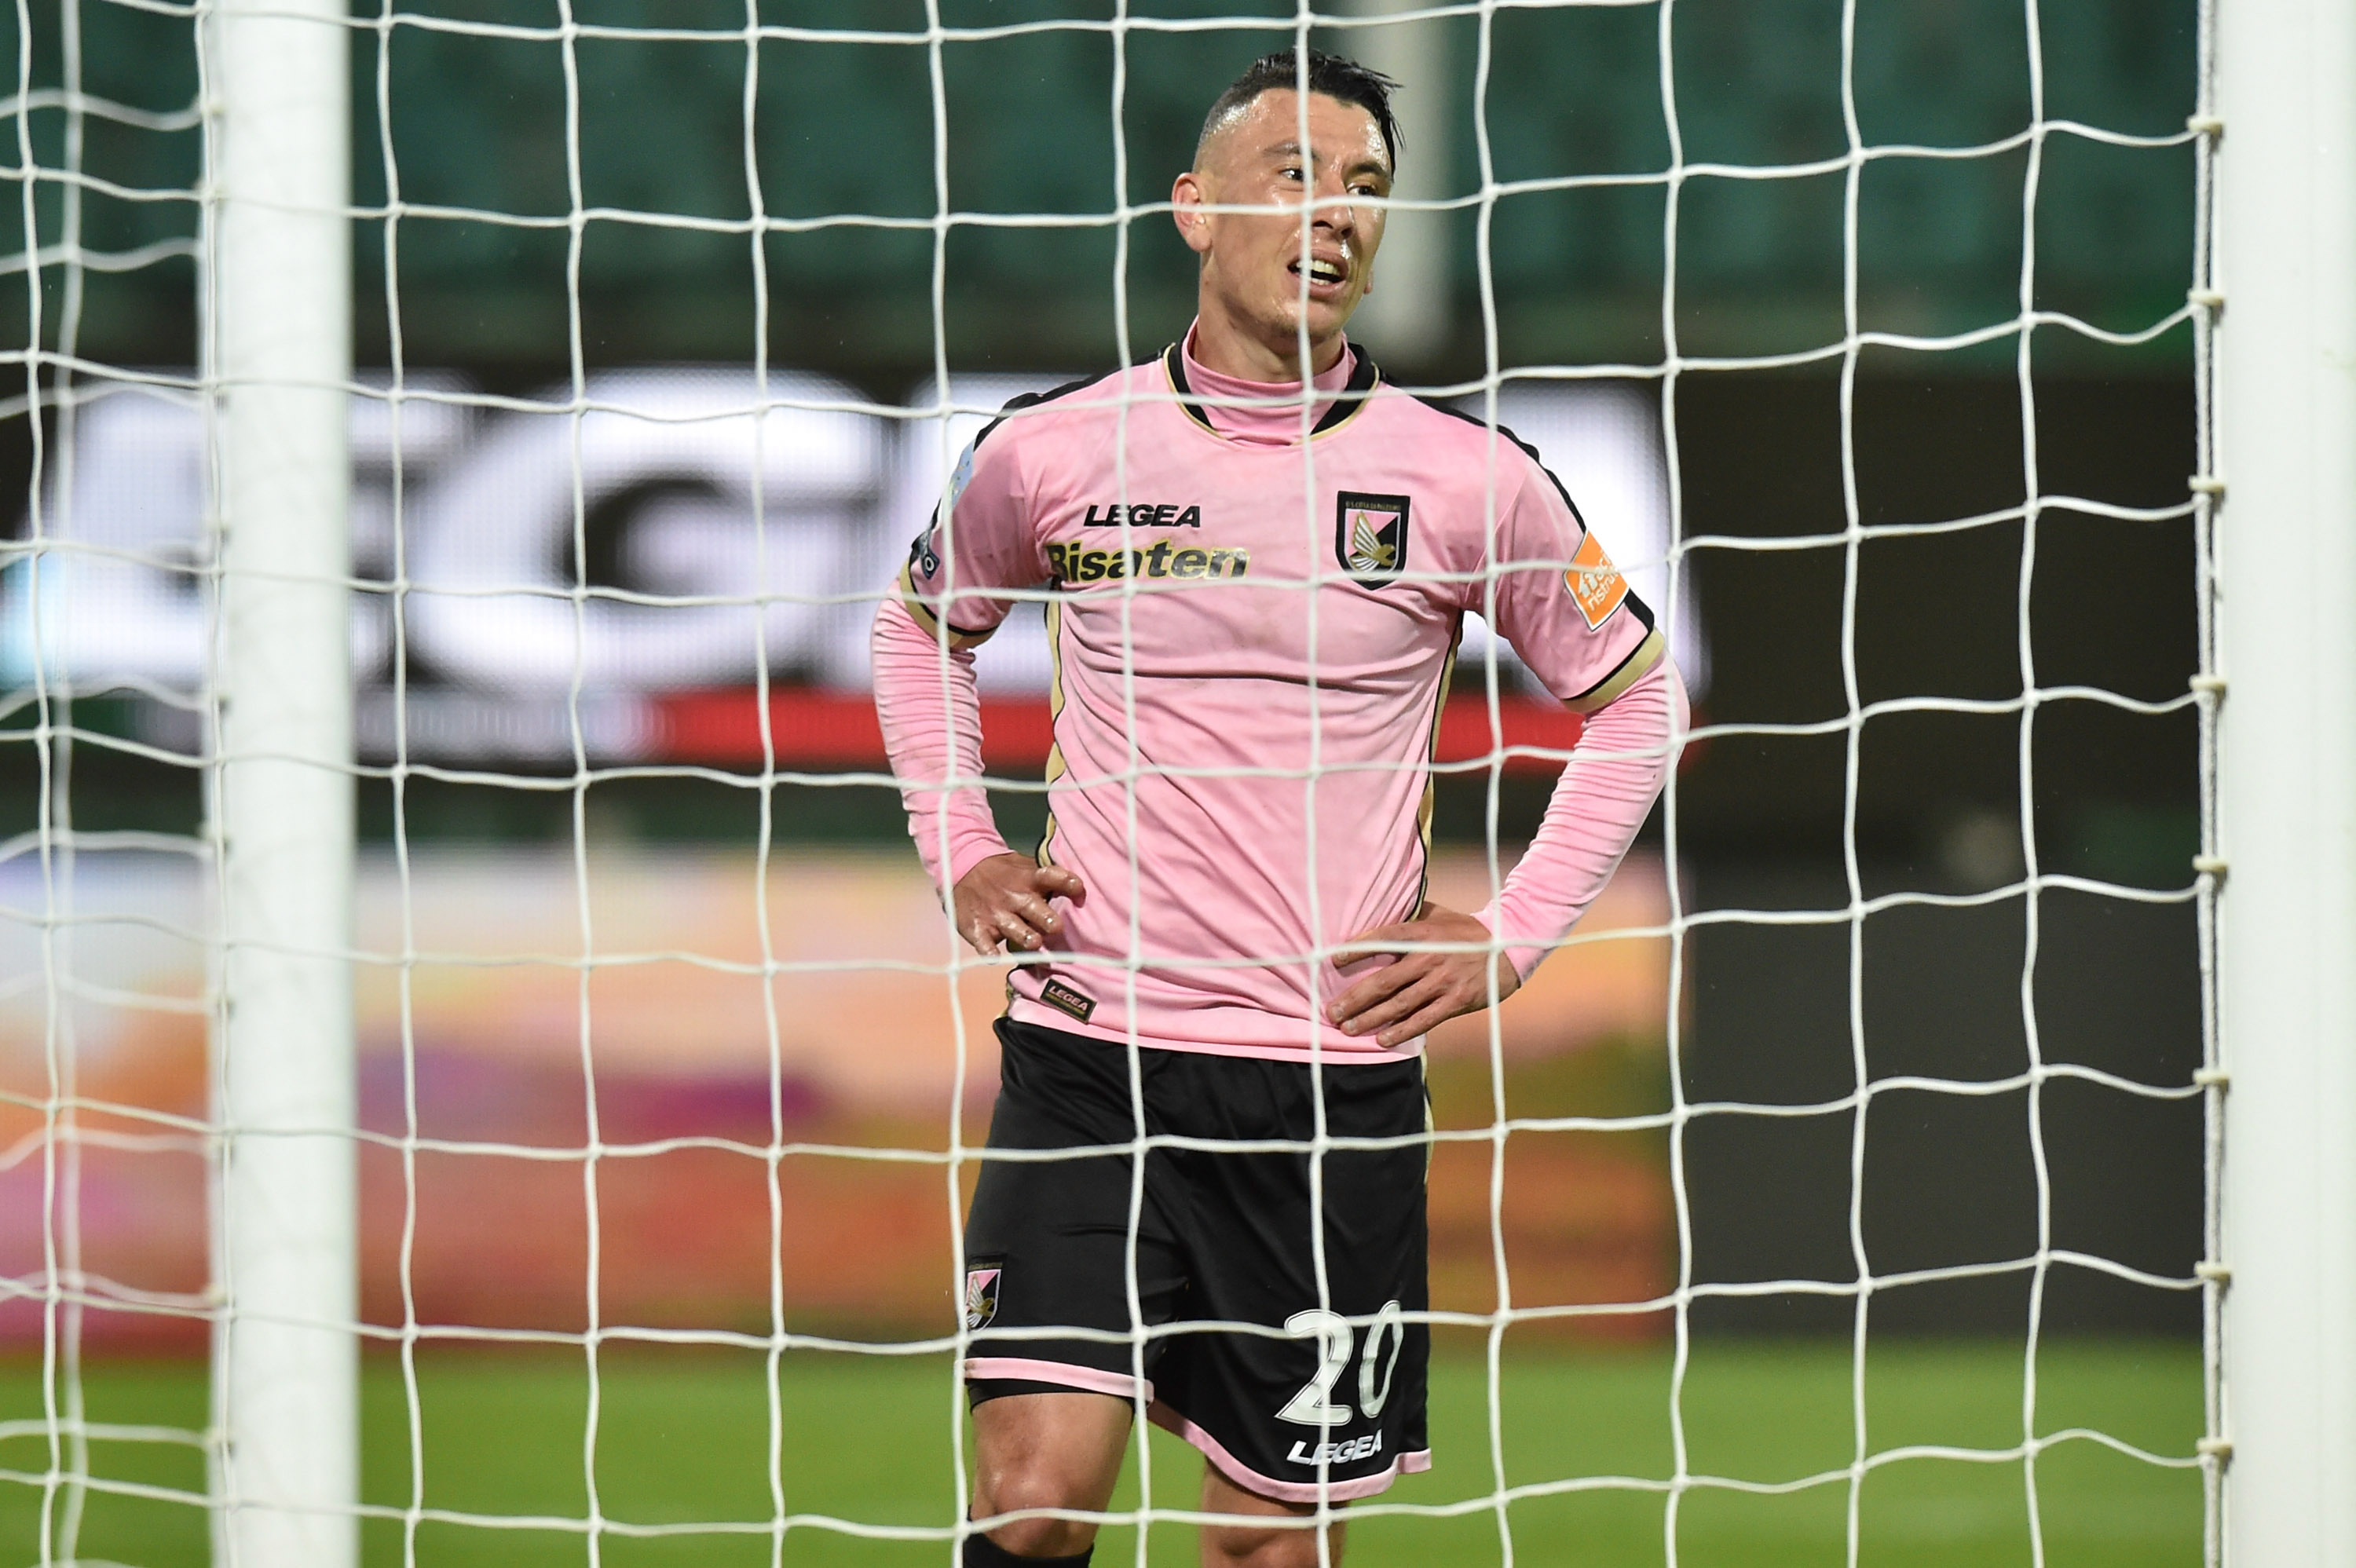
[{"left": 0, "top": 0, "right": 2204, "bottom": 1563}]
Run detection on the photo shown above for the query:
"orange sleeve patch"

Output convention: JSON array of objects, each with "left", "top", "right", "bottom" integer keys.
[{"left": 1565, "top": 528, "right": 1630, "bottom": 630}]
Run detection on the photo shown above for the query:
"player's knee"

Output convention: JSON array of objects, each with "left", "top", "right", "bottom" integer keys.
[
  {"left": 1200, "top": 1515, "right": 1343, "bottom": 1568},
  {"left": 971, "top": 1470, "right": 1100, "bottom": 1560}
]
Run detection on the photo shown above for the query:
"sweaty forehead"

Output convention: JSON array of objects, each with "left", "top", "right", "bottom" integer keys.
[{"left": 1198, "top": 89, "right": 1389, "bottom": 175}]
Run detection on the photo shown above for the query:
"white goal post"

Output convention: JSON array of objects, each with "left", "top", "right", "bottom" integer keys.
[
  {"left": 2212, "top": 0, "right": 2356, "bottom": 1560},
  {"left": 208, "top": 0, "right": 357, "bottom": 1563}
]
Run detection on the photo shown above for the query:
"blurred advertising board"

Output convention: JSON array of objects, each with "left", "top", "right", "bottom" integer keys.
[
  {"left": 0, "top": 847, "right": 1673, "bottom": 1346},
  {"left": 3, "top": 370, "right": 1703, "bottom": 770}
]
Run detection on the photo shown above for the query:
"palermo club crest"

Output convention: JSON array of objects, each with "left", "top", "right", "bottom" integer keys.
[
  {"left": 964, "top": 1266, "right": 1001, "bottom": 1331},
  {"left": 1335, "top": 491, "right": 1412, "bottom": 586}
]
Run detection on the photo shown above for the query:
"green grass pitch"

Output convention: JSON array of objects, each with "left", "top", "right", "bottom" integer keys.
[{"left": 1, "top": 1339, "right": 2201, "bottom": 1566}]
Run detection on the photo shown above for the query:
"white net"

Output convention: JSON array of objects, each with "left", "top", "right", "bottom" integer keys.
[{"left": 0, "top": 1, "right": 2221, "bottom": 1565}]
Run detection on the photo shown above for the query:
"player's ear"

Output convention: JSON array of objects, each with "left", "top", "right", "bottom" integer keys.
[{"left": 1172, "top": 170, "right": 1213, "bottom": 256}]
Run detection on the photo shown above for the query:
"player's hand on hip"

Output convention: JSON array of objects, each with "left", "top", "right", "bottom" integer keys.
[
  {"left": 1327, "top": 901, "right": 1520, "bottom": 1049},
  {"left": 953, "top": 854, "right": 1085, "bottom": 956}
]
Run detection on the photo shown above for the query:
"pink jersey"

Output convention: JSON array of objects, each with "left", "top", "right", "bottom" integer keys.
[{"left": 874, "top": 332, "right": 1675, "bottom": 1062}]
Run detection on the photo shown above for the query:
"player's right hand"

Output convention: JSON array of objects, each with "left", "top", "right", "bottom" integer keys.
[{"left": 952, "top": 854, "right": 1086, "bottom": 956}]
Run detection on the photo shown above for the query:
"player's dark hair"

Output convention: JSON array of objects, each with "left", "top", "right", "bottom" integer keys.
[{"left": 1197, "top": 48, "right": 1401, "bottom": 172}]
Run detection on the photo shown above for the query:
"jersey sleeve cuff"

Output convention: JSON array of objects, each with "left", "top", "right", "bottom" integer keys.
[
  {"left": 1470, "top": 901, "right": 1546, "bottom": 985},
  {"left": 944, "top": 828, "right": 1017, "bottom": 894}
]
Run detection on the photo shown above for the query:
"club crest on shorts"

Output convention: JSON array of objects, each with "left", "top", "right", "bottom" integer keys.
[
  {"left": 964, "top": 1266, "right": 1001, "bottom": 1331},
  {"left": 1335, "top": 492, "right": 1411, "bottom": 585}
]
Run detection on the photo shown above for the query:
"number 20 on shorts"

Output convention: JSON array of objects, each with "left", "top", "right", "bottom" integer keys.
[{"left": 1276, "top": 1299, "right": 1406, "bottom": 1426}]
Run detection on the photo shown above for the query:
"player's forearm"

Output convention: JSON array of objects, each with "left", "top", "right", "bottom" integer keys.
[
  {"left": 871, "top": 595, "right": 1014, "bottom": 891},
  {"left": 1476, "top": 656, "right": 1687, "bottom": 979}
]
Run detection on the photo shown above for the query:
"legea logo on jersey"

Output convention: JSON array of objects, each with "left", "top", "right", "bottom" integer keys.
[
  {"left": 1037, "top": 978, "right": 1097, "bottom": 1023},
  {"left": 1045, "top": 540, "right": 1252, "bottom": 584},
  {"left": 1081, "top": 502, "right": 1202, "bottom": 528},
  {"left": 1566, "top": 528, "right": 1631, "bottom": 628},
  {"left": 1335, "top": 491, "right": 1411, "bottom": 585},
  {"left": 964, "top": 1266, "right": 1001, "bottom": 1330}
]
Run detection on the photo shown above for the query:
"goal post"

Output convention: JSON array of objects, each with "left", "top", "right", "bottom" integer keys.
[
  {"left": 2214, "top": 0, "right": 2356, "bottom": 1559},
  {"left": 207, "top": 0, "right": 357, "bottom": 1563}
]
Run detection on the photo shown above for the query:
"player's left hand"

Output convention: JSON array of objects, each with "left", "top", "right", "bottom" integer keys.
[{"left": 1327, "top": 902, "right": 1520, "bottom": 1049}]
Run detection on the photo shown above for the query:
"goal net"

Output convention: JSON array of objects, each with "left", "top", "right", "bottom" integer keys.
[{"left": 0, "top": 0, "right": 2228, "bottom": 1564}]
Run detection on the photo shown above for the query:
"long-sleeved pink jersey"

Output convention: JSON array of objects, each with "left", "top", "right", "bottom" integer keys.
[{"left": 873, "top": 332, "right": 1681, "bottom": 1063}]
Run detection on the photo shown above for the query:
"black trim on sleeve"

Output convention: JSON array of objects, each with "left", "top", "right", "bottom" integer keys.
[
  {"left": 1410, "top": 391, "right": 1659, "bottom": 636},
  {"left": 917, "top": 371, "right": 1117, "bottom": 630},
  {"left": 1408, "top": 393, "right": 1588, "bottom": 518},
  {"left": 967, "top": 369, "right": 1114, "bottom": 451}
]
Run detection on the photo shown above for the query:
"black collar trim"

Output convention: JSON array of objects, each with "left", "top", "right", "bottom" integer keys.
[{"left": 1163, "top": 342, "right": 1381, "bottom": 439}]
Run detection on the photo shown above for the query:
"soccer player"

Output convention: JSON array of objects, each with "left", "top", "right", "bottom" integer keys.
[{"left": 873, "top": 48, "right": 1685, "bottom": 1568}]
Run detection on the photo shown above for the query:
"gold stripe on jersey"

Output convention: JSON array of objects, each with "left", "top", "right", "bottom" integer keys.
[
  {"left": 1410, "top": 623, "right": 1463, "bottom": 916},
  {"left": 1310, "top": 367, "right": 1381, "bottom": 441},
  {"left": 896, "top": 561, "right": 996, "bottom": 650},
  {"left": 1007, "top": 600, "right": 1074, "bottom": 1014},
  {"left": 1034, "top": 595, "right": 1071, "bottom": 874},
  {"left": 1164, "top": 346, "right": 1219, "bottom": 436},
  {"left": 1566, "top": 628, "right": 1666, "bottom": 715}
]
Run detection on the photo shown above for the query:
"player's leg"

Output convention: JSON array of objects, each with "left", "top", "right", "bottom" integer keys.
[
  {"left": 1197, "top": 1461, "right": 1348, "bottom": 1568},
  {"left": 968, "top": 1389, "right": 1133, "bottom": 1560},
  {"left": 961, "top": 1018, "right": 1189, "bottom": 1563}
]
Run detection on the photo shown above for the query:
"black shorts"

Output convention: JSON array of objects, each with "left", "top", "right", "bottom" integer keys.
[{"left": 963, "top": 1017, "right": 1432, "bottom": 1503}]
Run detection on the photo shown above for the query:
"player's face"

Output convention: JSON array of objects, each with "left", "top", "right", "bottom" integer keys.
[{"left": 1177, "top": 90, "right": 1392, "bottom": 351}]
